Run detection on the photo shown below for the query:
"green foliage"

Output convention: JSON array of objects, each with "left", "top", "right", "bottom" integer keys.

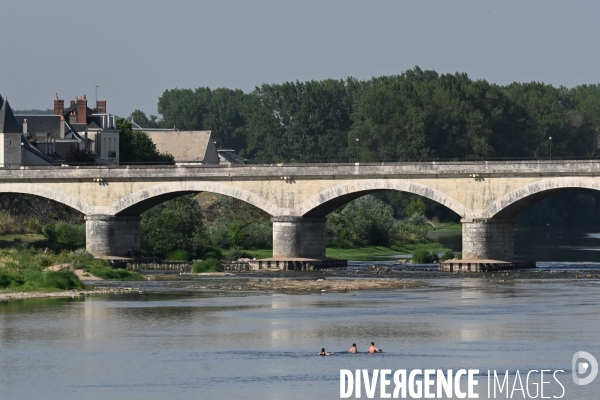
[
  {"left": 326, "top": 195, "right": 397, "bottom": 247},
  {"left": 202, "top": 246, "right": 224, "bottom": 260},
  {"left": 84, "top": 264, "right": 145, "bottom": 280},
  {"left": 129, "top": 109, "right": 159, "bottom": 128},
  {"left": 411, "top": 249, "right": 439, "bottom": 263},
  {"left": 117, "top": 118, "right": 174, "bottom": 163},
  {"left": 405, "top": 198, "right": 427, "bottom": 216},
  {"left": 228, "top": 219, "right": 251, "bottom": 248},
  {"left": 43, "top": 222, "right": 85, "bottom": 249},
  {"left": 164, "top": 249, "right": 192, "bottom": 262},
  {"left": 225, "top": 246, "right": 253, "bottom": 261},
  {"left": 202, "top": 251, "right": 220, "bottom": 260},
  {"left": 157, "top": 87, "right": 247, "bottom": 151},
  {"left": 397, "top": 213, "right": 429, "bottom": 243},
  {"left": 440, "top": 250, "right": 455, "bottom": 261},
  {"left": 204, "top": 196, "right": 272, "bottom": 249},
  {"left": 191, "top": 258, "right": 223, "bottom": 273},
  {"left": 141, "top": 195, "right": 204, "bottom": 258}
]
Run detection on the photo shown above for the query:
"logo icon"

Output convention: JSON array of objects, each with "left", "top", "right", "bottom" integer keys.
[{"left": 572, "top": 351, "right": 598, "bottom": 386}]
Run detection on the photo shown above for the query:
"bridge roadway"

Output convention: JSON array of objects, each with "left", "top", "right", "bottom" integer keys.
[{"left": 2, "top": 160, "right": 600, "bottom": 262}]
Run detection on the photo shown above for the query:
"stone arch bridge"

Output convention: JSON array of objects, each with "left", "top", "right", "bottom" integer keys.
[{"left": 1, "top": 160, "right": 598, "bottom": 261}]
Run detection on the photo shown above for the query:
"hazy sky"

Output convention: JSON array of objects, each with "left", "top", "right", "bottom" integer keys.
[{"left": 1, "top": 1, "right": 599, "bottom": 117}]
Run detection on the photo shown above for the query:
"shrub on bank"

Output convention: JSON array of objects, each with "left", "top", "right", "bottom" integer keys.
[
  {"left": 164, "top": 249, "right": 192, "bottom": 262},
  {"left": 192, "top": 258, "right": 223, "bottom": 273},
  {"left": 225, "top": 246, "right": 253, "bottom": 261},
  {"left": 440, "top": 250, "right": 455, "bottom": 261},
  {"left": 411, "top": 249, "right": 439, "bottom": 263},
  {"left": 43, "top": 222, "right": 85, "bottom": 249},
  {"left": 0, "top": 269, "right": 84, "bottom": 291},
  {"left": 84, "top": 263, "right": 145, "bottom": 280}
]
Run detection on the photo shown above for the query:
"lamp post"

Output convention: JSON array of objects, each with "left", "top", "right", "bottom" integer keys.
[
  {"left": 355, "top": 138, "right": 360, "bottom": 163},
  {"left": 549, "top": 136, "right": 552, "bottom": 160}
]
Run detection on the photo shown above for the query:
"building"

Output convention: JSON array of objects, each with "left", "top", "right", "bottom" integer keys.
[
  {"left": 131, "top": 123, "right": 219, "bottom": 164},
  {"left": 0, "top": 92, "right": 121, "bottom": 167},
  {"left": 131, "top": 122, "right": 247, "bottom": 165}
]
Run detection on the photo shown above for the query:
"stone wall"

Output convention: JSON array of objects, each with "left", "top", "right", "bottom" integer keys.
[
  {"left": 461, "top": 218, "right": 515, "bottom": 261},
  {"left": 85, "top": 215, "right": 141, "bottom": 257},
  {"left": 272, "top": 216, "right": 326, "bottom": 259}
]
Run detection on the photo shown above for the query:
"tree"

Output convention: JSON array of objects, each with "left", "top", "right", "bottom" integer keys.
[
  {"left": 243, "top": 79, "right": 353, "bottom": 162},
  {"left": 117, "top": 118, "right": 174, "bottom": 163},
  {"left": 128, "top": 109, "right": 159, "bottom": 128},
  {"left": 141, "top": 195, "right": 204, "bottom": 257}
]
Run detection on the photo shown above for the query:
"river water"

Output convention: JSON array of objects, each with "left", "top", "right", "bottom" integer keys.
[{"left": 1, "top": 230, "right": 600, "bottom": 399}]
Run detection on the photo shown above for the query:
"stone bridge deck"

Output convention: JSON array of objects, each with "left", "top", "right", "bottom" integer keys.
[{"left": 1, "top": 160, "right": 599, "bottom": 262}]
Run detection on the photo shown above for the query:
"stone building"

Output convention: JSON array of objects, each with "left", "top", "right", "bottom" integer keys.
[
  {"left": 131, "top": 123, "right": 220, "bottom": 164},
  {"left": 0, "top": 92, "right": 121, "bottom": 167}
]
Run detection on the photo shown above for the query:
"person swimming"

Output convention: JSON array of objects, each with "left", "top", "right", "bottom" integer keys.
[
  {"left": 349, "top": 343, "right": 358, "bottom": 354},
  {"left": 317, "top": 348, "right": 333, "bottom": 356},
  {"left": 368, "top": 342, "right": 382, "bottom": 353}
]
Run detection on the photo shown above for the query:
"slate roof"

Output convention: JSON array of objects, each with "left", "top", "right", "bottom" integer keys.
[
  {"left": 144, "top": 130, "right": 213, "bottom": 161},
  {"left": 21, "top": 135, "right": 59, "bottom": 165},
  {"left": 16, "top": 115, "right": 61, "bottom": 136},
  {"left": 0, "top": 99, "right": 23, "bottom": 134}
]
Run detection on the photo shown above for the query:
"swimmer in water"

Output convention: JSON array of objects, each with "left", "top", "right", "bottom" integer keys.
[
  {"left": 317, "top": 348, "right": 333, "bottom": 356},
  {"left": 368, "top": 342, "right": 382, "bottom": 353},
  {"left": 349, "top": 343, "right": 358, "bottom": 354}
]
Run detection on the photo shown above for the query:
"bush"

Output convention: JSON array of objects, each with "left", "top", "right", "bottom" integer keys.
[
  {"left": 164, "top": 249, "right": 192, "bottom": 262},
  {"left": 192, "top": 258, "right": 223, "bottom": 273},
  {"left": 225, "top": 246, "right": 253, "bottom": 261},
  {"left": 440, "top": 250, "right": 455, "bottom": 261},
  {"left": 84, "top": 263, "right": 145, "bottom": 280},
  {"left": 202, "top": 251, "right": 220, "bottom": 260},
  {"left": 141, "top": 195, "right": 204, "bottom": 257},
  {"left": 412, "top": 249, "right": 439, "bottom": 263},
  {"left": 43, "top": 222, "right": 85, "bottom": 249},
  {"left": 243, "top": 221, "right": 272, "bottom": 249},
  {"left": 203, "top": 246, "right": 224, "bottom": 259}
]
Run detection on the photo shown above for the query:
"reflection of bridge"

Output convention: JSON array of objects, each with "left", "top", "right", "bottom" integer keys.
[{"left": 2, "top": 160, "right": 599, "bottom": 262}]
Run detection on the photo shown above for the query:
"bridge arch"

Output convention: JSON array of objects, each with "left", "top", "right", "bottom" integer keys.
[
  {"left": 296, "top": 180, "right": 467, "bottom": 217},
  {"left": 484, "top": 177, "right": 600, "bottom": 219},
  {"left": 0, "top": 183, "right": 93, "bottom": 214},
  {"left": 109, "top": 181, "right": 281, "bottom": 216}
]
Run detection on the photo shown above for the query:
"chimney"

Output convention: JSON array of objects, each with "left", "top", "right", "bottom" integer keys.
[
  {"left": 70, "top": 111, "right": 77, "bottom": 124},
  {"left": 70, "top": 100, "right": 76, "bottom": 107},
  {"left": 77, "top": 95, "right": 87, "bottom": 124},
  {"left": 60, "top": 115, "right": 66, "bottom": 138},
  {"left": 54, "top": 93, "right": 64, "bottom": 115},
  {"left": 22, "top": 119, "right": 28, "bottom": 134},
  {"left": 96, "top": 100, "right": 106, "bottom": 114}
]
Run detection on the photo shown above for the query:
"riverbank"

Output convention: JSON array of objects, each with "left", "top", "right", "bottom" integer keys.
[{"left": 0, "top": 287, "right": 143, "bottom": 302}]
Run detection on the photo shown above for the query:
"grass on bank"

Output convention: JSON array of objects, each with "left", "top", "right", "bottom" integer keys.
[{"left": 0, "top": 245, "right": 145, "bottom": 292}]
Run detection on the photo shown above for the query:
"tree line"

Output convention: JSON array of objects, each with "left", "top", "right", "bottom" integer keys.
[{"left": 129, "top": 67, "right": 600, "bottom": 163}]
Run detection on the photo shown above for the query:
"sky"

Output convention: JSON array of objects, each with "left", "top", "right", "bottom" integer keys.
[{"left": 1, "top": 0, "right": 599, "bottom": 117}]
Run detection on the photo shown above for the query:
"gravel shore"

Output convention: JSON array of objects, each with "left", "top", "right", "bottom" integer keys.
[
  {"left": 182, "top": 277, "right": 423, "bottom": 292},
  {"left": 0, "top": 287, "right": 142, "bottom": 302}
]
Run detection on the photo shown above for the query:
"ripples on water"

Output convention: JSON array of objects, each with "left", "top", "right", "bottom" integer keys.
[{"left": 1, "top": 231, "right": 600, "bottom": 399}]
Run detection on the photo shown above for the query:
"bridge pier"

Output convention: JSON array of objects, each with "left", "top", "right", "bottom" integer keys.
[
  {"left": 85, "top": 215, "right": 141, "bottom": 257},
  {"left": 272, "top": 216, "right": 327, "bottom": 259},
  {"left": 461, "top": 218, "right": 515, "bottom": 261}
]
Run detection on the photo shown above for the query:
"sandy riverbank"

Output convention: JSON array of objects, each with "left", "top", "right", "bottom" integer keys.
[
  {"left": 0, "top": 287, "right": 142, "bottom": 302},
  {"left": 183, "top": 277, "right": 424, "bottom": 292}
]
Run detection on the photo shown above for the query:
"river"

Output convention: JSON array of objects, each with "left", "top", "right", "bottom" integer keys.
[{"left": 1, "top": 229, "right": 600, "bottom": 399}]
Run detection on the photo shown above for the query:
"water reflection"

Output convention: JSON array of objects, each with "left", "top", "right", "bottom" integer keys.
[{"left": 1, "top": 273, "right": 600, "bottom": 399}]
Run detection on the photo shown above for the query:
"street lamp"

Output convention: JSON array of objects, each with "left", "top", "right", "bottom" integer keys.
[
  {"left": 549, "top": 136, "right": 552, "bottom": 160},
  {"left": 355, "top": 138, "right": 360, "bottom": 163}
]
